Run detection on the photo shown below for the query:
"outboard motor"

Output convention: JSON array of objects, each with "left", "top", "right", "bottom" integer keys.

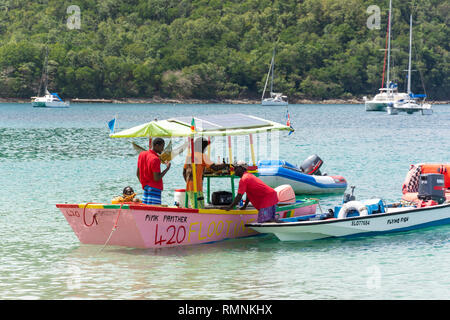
[
  {"left": 343, "top": 186, "right": 356, "bottom": 203},
  {"left": 300, "top": 154, "right": 323, "bottom": 175},
  {"left": 418, "top": 174, "right": 445, "bottom": 204}
]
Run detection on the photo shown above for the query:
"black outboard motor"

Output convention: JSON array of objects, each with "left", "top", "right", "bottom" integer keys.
[
  {"left": 418, "top": 174, "right": 445, "bottom": 204},
  {"left": 343, "top": 186, "right": 356, "bottom": 203},
  {"left": 300, "top": 154, "right": 323, "bottom": 175}
]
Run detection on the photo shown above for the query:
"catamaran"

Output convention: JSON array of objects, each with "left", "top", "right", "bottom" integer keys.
[
  {"left": 31, "top": 47, "right": 69, "bottom": 108},
  {"left": 388, "top": 14, "right": 432, "bottom": 115},
  {"left": 56, "top": 114, "right": 319, "bottom": 248},
  {"left": 364, "top": 0, "right": 409, "bottom": 111},
  {"left": 261, "top": 47, "right": 288, "bottom": 106}
]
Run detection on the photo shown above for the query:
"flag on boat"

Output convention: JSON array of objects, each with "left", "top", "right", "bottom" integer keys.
[
  {"left": 285, "top": 109, "right": 294, "bottom": 135},
  {"left": 190, "top": 118, "right": 196, "bottom": 132},
  {"left": 107, "top": 117, "right": 116, "bottom": 134}
]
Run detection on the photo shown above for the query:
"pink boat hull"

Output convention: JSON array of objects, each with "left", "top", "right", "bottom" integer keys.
[{"left": 57, "top": 201, "right": 317, "bottom": 248}]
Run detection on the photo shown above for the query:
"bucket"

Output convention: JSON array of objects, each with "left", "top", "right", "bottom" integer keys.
[{"left": 174, "top": 189, "right": 186, "bottom": 207}]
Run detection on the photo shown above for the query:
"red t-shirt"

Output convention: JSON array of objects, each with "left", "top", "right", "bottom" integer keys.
[
  {"left": 138, "top": 149, "right": 163, "bottom": 190},
  {"left": 237, "top": 172, "right": 278, "bottom": 210}
]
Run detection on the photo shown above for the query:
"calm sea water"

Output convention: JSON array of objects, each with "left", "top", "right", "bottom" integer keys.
[{"left": 0, "top": 102, "right": 449, "bottom": 300}]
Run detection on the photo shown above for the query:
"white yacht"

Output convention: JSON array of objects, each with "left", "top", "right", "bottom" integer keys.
[
  {"left": 31, "top": 47, "right": 69, "bottom": 108},
  {"left": 32, "top": 90, "right": 69, "bottom": 108},
  {"left": 390, "top": 14, "right": 432, "bottom": 115},
  {"left": 261, "top": 47, "right": 288, "bottom": 106},
  {"left": 364, "top": 0, "right": 407, "bottom": 111}
]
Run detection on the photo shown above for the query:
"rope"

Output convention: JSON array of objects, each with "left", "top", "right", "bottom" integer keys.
[
  {"left": 310, "top": 198, "right": 323, "bottom": 214},
  {"left": 97, "top": 203, "right": 124, "bottom": 254},
  {"left": 82, "top": 202, "right": 98, "bottom": 227}
]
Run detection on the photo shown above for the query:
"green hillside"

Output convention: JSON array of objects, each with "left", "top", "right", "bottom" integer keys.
[{"left": 0, "top": 0, "right": 448, "bottom": 100}]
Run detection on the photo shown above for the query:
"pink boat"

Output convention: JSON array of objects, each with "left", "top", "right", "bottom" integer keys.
[
  {"left": 56, "top": 200, "right": 317, "bottom": 248},
  {"left": 57, "top": 113, "right": 319, "bottom": 248}
]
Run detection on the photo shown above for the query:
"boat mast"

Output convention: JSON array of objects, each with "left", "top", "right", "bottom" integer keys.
[
  {"left": 407, "top": 14, "right": 412, "bottom": 95},
  {"left": 270, "top": 47, "right": 275, "bottom": 94},
  {"left": 261, "top": 49, "right": 274, "bottom": 101},
  {"left": 38, "top": 46, "right": 49, "bottom": 96},
  {"left": 386, "top": 0, "right": 392, "bottom": 91}
]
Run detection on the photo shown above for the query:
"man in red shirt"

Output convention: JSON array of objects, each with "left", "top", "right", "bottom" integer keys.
[
  {"left": 136, "top": 138, "right": 171, "bottom": 205},
  {"left": 225, "top": 163, "right": 279, "bottom": 223}
]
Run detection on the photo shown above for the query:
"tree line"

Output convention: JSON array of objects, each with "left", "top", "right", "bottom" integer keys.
[{"left": 0, "top": 0, "right": 448, "bottom": 101}]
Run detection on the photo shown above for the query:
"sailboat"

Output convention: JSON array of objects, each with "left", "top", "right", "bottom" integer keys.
[
  {"left": 389, "top": 14, "right": 432, "bottom": 115},
  {"left": 31, "top": 47, "right": 69, "bottom": 108},
  {"left": 261, "top": 47, "right": 288, "bottom": 106},
  {"left": 364, "top": 0, "right": 409, "bottom": 111}
]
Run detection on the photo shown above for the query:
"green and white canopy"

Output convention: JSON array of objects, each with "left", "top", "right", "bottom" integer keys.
[{"left": 110, "top": 113, "right": 293, "bottom": 138}]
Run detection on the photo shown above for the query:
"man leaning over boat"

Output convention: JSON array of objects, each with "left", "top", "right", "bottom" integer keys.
[
  {"left": 137, "top": 137, "right": 171, "bottom": 205},
  {"left": 225, "top": 163, "right": 279, "bottom": 223}
]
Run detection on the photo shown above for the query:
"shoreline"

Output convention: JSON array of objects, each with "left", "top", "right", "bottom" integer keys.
[{"left": 1, "top": 97, "right": 449, "bottom": 105}]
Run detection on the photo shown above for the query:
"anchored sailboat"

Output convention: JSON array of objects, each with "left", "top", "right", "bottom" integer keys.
[
  {"left": 261, "top": 47, "right": 288, "bottom": 106},
  {"left": 364, "top": 0, "right": 409, "bottom": 111},
  {"left": 31, "top": 47, "right": 69, "bottom": 108},
  {"left": 388, "top": 14, "right": 432, "bottom": 115}
]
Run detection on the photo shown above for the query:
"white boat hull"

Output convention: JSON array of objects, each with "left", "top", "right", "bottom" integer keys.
[
  {"left": 32, "top": 101, "right": 70, "bottom": 108},
  {"left": 248, "top": 203, "right": 450, "bottom": 241},
  {"left": 261, "top": 99, "right": 288, "bottom": 106},
  {"left": 393, "top": 102, "right": 433, "bottom": 115},
  {"left": 365, "top": 101, "right": 388, "bottom": 112},
  {"left": 386, "top": 106, "right": 398, "bottom": 115}
]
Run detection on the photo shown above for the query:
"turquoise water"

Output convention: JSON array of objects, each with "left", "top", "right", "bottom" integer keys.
[{"left": 1, "top": 102, "right": 449, "bottom": 300}]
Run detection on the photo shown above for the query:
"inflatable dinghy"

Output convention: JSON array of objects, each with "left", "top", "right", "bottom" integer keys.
[{"left": 257, "top": 155, "right": 347, "bottom": 195}]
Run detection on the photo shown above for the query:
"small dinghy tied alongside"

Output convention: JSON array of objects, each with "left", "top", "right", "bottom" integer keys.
[{"left": 257, "top": 155, "right": 347, "bottom": 195}]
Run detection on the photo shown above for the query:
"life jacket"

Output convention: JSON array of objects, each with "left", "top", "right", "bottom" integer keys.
[{"left": 111, "top": 193, "right": 140, "bottom": 204}]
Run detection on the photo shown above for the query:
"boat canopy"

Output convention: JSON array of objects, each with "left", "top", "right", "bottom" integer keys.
[
  {"left": 410, "top": 93, "right": 426, "bottom": 98},
  {"left": 110, "top": 113, "right": 294, "bottom": 138}
]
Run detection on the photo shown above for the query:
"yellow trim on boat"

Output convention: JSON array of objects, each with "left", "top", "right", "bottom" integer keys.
[
  {"left": 197, "top": 208, "right": 258, "bottom": 215},
  {"left": 78, "top": 203, "right": 106, "bottom": 209}
]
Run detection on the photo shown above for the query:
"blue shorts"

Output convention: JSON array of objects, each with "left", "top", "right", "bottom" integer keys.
[
  {"left": 143, "top": 186, "right": 162, "bottom": 205},
  {"left": 258, "top": 205, "right": 276, "bottom": 223}
]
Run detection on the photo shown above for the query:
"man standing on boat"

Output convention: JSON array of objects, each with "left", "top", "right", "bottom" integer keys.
[
  {"left": 137, "top": 138, "right": 171, "bottom": 205},
  {"left": 225, "top": 163, "right": 279, "bottom": 223},
  {"left": 183, "top": 137, "right": 228, "bottom": 208}
]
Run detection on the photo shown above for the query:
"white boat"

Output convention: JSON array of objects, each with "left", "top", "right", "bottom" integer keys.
[
  {"left": 246, "top": 201, "right": 450, "bottom": 241},
  {"left": 261, "top": 47, "right": 288, "bottom": 106},
  {"left": 389, "top": 15, "right": 432, "bottom": 115},
  {"left": 392, "top": 101, "right": 433, "bottom": 115},
  {"left": 32, "top": 90, "right": 69, "bottom": 108},
  {"left": 364, "top": 87, "right": 409, "bottom": 112},
  {"left": 31, "top": 47, "right": 69, "bottom": 108},
  {"left": 262, "top": 92, "right": 288, "bottom": 106},
  {"left": 364, "top": 0, "right": 408, "bottom": 112},
  {"left": 247, "top": 167, "right": 450, "bottom": 241}
]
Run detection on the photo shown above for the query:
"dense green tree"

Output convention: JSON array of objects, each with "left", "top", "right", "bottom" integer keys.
[{"left": 0, "top": 0, "right": 447, "bottom": 100}]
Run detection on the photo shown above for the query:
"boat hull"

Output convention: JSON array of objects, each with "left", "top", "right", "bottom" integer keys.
[
  {"left": 56, "top": 200, "right": 317, "bottom": 248},
  {"left": 247, "top": 203, "right": 450, "bottom": 241},
  {"left": 393, "top": 102, "right": 433, "bottom": 115},
  {"left": 32, "top": 101, "right": 70, "bottom": 108},
  {"left": 261, "top": 100, "right": 288, "bottom": 106},
  {"left": 365, "top": 101, "right": 388, "bottom": 112}
]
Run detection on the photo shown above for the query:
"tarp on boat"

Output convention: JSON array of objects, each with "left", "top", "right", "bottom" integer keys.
[{"left": 110, "top": 113, "right": 294, "bottom": 138}]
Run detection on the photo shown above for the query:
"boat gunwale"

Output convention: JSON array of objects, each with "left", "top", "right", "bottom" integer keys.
[
  {"left": 246, "top": 202, "right": 450, "bottom": 228},
  {"left": 56, "top": 198, "right": 317, "bottom": 215}
]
